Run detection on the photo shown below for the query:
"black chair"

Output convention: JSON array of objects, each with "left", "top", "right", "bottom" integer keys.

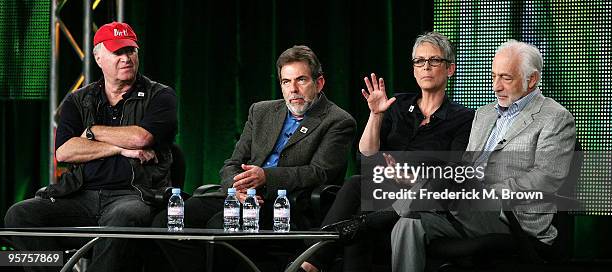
[
  {"left": 192, "top": 181, "right": 341, "bottom": 229},
  {"left": 153, "top": 143, "right": 189, "bottom": 204},
  {"left": 426, "top": 140, "right": 584, "bottom": 271}
]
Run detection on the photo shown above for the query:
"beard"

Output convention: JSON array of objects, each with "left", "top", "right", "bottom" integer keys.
[{"left": 285, "top": 94, "right": 317, "bottom": 116}]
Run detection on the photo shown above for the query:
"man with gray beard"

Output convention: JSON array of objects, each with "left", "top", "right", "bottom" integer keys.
[
  {"left": 152, "top": 45, "right": 356, "bottom": 272},
  {"left": 218, "top": 45, "right": 356, "bottom": 206}
]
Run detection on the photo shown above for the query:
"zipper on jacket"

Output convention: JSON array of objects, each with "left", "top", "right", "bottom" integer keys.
[
  {"left": 129, "top": 164, "right": 144, "bottom": 202},
  {"left": 121, "top": 96, "right": 145, "bottom": 202}
]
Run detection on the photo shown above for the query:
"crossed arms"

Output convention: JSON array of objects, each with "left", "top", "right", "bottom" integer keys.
[{"left": 55, "top": 125, "right": 156, "bottom": 164}]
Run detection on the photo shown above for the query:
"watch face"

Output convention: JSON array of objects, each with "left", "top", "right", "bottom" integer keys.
[{"left": 86, "top": 127, "right": 94, "bottom": 140}]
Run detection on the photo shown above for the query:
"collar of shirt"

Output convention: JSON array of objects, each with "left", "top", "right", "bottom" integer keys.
[
  {"left": 284, "top": 112, "right": 303, "bottom": 137},
  {"left": 495, "top": 88, "right": 540, "bottom": 118},
  {"left": 95, "top": 74, "right": 144, "bottom": 105},
  {"left": 403, "top": 91, "right": 451, "bottom": 121},
  {"left": 262, "top": 111, "right": 303, "bottom": 168}
]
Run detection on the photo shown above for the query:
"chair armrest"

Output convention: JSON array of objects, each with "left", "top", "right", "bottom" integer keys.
[
  {"left": 154, "top": 187, "right": 173, "bottom": 206},
  {"left": 311, "top": 185, "right": 341, "bottom": 223},
  {"left": 34, "top": 186, "right": 48, "bottom": 199},
  {"left": 193, "top": 184, "right": 224, "bottom": 197},
  {"left": 153, "top": 187, "right": 192, "bottom": 206},
  {"left": 288, "top": 188, "right": 313, "bottom": 208}
]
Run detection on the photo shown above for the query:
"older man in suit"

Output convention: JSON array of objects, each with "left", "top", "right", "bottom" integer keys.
[
  {"left": 153, "top": 45, "right": 356, "bottom": 272},
  {"left": 389, "top": 40, "right": 576, "bottom": 271}
]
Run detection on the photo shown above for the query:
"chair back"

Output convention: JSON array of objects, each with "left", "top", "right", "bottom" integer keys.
[{"left": 170, "top": 143, "right": 186, "bottom": 189}]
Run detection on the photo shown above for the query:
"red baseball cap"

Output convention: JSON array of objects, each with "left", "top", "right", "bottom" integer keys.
[{"left": 93, "top": 22, "right": 139, "bottom": 52}]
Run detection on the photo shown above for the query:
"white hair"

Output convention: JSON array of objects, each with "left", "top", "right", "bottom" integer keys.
[
  {"left": 92, "top": 43, "right": 103, "bottom": 55},
  {"left": 496, "top": 40, "right": 543, "bottom": 89}
]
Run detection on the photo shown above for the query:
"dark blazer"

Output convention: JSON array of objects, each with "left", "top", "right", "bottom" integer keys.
[
  {"left": 220, "top": 93, "right": 357, "bottom": 200},
  {"left": 463, "top": 91, "right": 576, "bottom": 244}
]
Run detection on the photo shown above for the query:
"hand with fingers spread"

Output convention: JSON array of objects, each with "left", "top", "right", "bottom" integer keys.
[
  {"left": 232, "top": 164, "right": 266, "bottom": 191},
  {"left": 120, "top": 148, "right": 158, "bottom": 164},
  {"left": 361, "top": 73, "right": 397, "bottom": 114}
]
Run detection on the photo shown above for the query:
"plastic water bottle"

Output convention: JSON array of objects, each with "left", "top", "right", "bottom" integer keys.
[
  {"left": 273, "top": 189, "right": 291, "bottom": 232},
  {"left": 224, "top": 188, "right": 241, "bottom": 231},
  {"left": 242, "top": 188, "right": 259, "bottom": 232},
  {"left": 167, "top": 188, "right": 184, "bottom": 231}
]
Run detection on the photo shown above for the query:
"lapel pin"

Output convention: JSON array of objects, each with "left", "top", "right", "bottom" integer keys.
[
  {"left": 137, "top": 92, "right": 145, "bottom": 97},
  {"left": 300, "top": 127, "right": 308, "bottom": 134},
  {"left": 409, "top": 105, "right": 414, "bottom": 112}
]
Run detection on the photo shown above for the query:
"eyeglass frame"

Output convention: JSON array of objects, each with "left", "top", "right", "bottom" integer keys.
[{"left": 412, "top": 57, "right": 451, "bottom": 67}]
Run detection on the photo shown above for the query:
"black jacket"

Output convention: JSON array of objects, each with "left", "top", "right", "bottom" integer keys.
[{"left": 40, "top": 75, "right": 174, "bottom": 205}]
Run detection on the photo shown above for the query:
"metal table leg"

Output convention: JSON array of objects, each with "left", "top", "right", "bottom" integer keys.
[
  {"left": 285, "top": 240, "right": 335, "bottom": 272},
  {"left": 205, "top": 242, "right": 214, "bottom": 272},
  {"left": 216, "top": 241, "right": 262, "bottom": 272},
  {"left": 60, "top": 237, "right": 100, "bottom": 272}
]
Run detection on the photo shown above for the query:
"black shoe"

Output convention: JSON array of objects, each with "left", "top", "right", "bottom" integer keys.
[{"left": 320, "top": 214, "right": 366, "bottom": 244}]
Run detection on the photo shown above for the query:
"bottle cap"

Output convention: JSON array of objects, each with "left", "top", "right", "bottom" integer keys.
[
  {"left": 247, "top": 188, "right": 256, "bottom": 196},
  {"left": 171, "top": 188, "right": 181, "bottom": 195},
  {"left": 227, "top": 188, "right": 236, "bottom": 194},
  {"left": 278, "top": 189, "right": 287, "bottom": 197}
]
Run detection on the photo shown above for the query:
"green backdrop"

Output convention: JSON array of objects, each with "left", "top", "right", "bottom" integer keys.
[
  {"left": 0, "top": 0, "right": 434, "bottom": 214},
  {"left": 124, "top": 0, "right": 434, "bottom": 194},
  {"left": 1, "top": 0, "right": 611, "bottom": 259}
]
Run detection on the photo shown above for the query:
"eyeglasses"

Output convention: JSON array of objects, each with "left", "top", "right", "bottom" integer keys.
[{"left": 412, "top": 57, "right": 449, "bottom": 67}]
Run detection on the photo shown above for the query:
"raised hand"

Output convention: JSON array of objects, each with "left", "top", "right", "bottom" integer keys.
[{"left": 361, "top": 73, "right": 396, "bottom": 114}]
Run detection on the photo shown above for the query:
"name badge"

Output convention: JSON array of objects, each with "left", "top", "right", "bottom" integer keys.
[{"left": 138, "top": 92, "right": 145, "bottom": 97}]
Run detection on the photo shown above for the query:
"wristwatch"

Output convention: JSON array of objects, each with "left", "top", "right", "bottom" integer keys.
[{"left": 86, "top": 125, "right": 95, "bottom": 141}]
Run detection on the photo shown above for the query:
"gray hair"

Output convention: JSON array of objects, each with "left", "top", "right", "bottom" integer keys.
[
  {"left": 276, "top": 45, "right": 323, "bottom": 80},
  {"left": 93, "top": 43, "right": 103, "bottom": 55},
  {"left": 92, "top": 43, "right": 139, "bottom": 55},
  {"left": 412, "top": 31, "right": 455, "bottom": 64},
  {"left": 496, "top": 39, "right": 543, "bottom": 88}
]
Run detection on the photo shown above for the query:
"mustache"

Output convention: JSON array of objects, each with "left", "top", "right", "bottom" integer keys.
[{"left": 288, "top": 95, "right": 306, "bottom": 100}]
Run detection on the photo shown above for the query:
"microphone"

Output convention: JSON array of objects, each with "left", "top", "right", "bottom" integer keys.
[{"left": 498, "top": 139, "right": 506, "bottom": 145}]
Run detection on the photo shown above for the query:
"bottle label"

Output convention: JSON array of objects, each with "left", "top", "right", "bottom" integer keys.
[
  {"left": 224, "top": 208, "right": 240, "bottom": 217},
  {"left": 274, "top": 208, "right": 290, "bottom": 218},
  {"left": 168, "top": 207, "right": 184, "bottom": 216},
  {"left": 243, "top": 209, "right": 258, "bottom": 218}
]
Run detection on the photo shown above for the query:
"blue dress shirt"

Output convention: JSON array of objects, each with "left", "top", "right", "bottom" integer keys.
[{"left": 262, "top": 112, "right": 303, "bottom": 168}]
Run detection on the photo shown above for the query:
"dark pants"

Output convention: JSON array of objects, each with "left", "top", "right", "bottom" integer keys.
[
  {"left": 4, "top": 189, "right": 157, "bottom": 272},
  {"left": 151, "top": 195, "right": 308, "bottom": 272},
  {"left": 309, "top": 175, "right": 398, "bottom": 272},
  {"left": 150, "top": 196, "right": 224, "bottom": 272}
]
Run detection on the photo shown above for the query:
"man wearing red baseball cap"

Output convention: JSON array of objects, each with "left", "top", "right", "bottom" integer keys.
[
  {"left": 92, "top": 21, "right": 140, "bottom": 88},
  {"left": 5, "top": 21, "right": 178, "bottom": 272},
  {"left": 93, "top": 21, "right": 139, "bottom": 52}
]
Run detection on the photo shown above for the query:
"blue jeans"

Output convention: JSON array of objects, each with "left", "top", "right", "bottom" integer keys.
[{"left": 4, "top": 189, "right": 158, "bottom": 272}]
